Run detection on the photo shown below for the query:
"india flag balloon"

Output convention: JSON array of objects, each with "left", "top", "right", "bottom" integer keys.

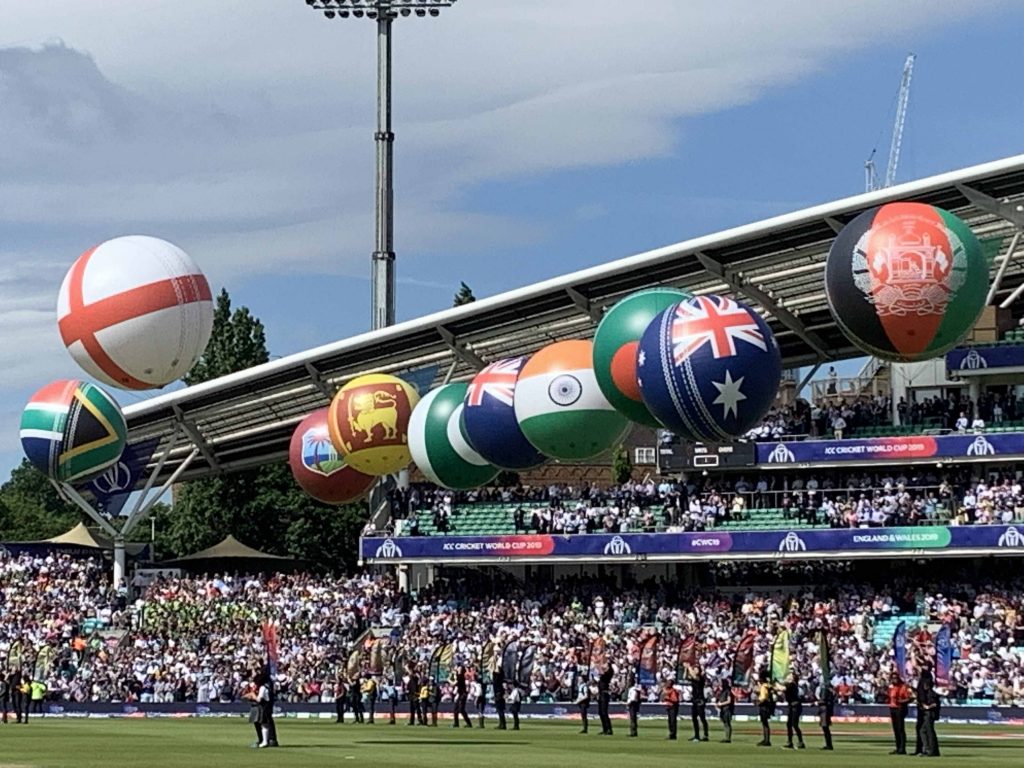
[
  {"left": 409, "top": 384, "right": 499, "bottom": 490},
  {"left": 514, "top": 340, "right": 629, "bottom": 461}
]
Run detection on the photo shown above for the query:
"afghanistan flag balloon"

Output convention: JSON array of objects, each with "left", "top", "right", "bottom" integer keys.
[
  {"left": 20, "top": 379, "right": 127, "bottom": 483},
  {"left": 409, "top": 383, "right": 500, "bottom": 490},
  {"left": 825, "top": 202, "right": 988, "bottom": 362},
  {"left": 637, "top": 295, "right": 781, "bottom": 442},
  {"left": 592, "top": 288, "right": 691, "bottom": 427},
  {"left": 514, "top": 340, "right": 629, "bottom": 461}
]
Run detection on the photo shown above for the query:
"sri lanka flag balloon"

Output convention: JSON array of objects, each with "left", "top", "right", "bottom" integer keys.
[
  {"left": 592, "top": 288, "right": 691, "bottom": 427},
  {"left": 825, "top": 202, "right": 988, "bottom": 362},
  {"left": 514, "top": 340, "right": 629, "bottom": 461},
  {"left": 637, "top": 295, "right": 781, "bottom": 442},
  {"left": 462, "top": 358, "right": 546, "bottom": 470},
  {"left": 409, "top": 383, "right": 499, "bottom": 490}
]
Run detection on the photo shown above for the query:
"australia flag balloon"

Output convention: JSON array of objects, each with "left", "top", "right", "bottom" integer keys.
[
  {"left": 461, "top": 357, "right": 547, "bottom": 471},
  {"left": 637, "top": 295, "right": 781, "bottom": 442}
]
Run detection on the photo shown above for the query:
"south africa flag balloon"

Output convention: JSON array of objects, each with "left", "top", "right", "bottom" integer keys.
[
  {"left": 515, "top": 340, "right": 629, "bottom": 461},
  {"left": 462, "top": 358, "right": 547, "bottom": 471},
  {"left": 825, "top": 202, "right": 988, "bottom": 362},
  {"left": 409, "top": 384, "right": 499, "bottom": 490},
  {"left": 20, "top": 379, "right": 127, "bottom": 483},
  {"left": 593, "top": 287, "right": 691, "bottom": 427},
  {"left": 637, "top": 295, "right": 781, "bottom": 442}
]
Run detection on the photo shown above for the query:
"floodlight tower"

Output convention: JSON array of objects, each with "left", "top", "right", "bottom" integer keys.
[{"left": 300, "top": 0, "right": 458, "bottom": 331}]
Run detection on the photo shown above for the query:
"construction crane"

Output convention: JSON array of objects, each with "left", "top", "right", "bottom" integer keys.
[{"left": 864, "top": 53, "right": 916, "bottom": 192}]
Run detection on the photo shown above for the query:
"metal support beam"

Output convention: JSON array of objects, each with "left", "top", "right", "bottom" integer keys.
[
  {"left": 54, "top": 481, "right": 119, "bottom": 538},
  {"left": 441, "top": 358, "right": 458, "bottom": 385},
  {"left": 797, "top": 362, "right": 822, "bottom": 396},
  {"left": 823, "top": 217, "right": 846, "bottom": 235},
  {"left": 1000, "top": 278, "right": 1024, "bottom": 310},
  {"left": 695, "top": 251, "right": 833, "bottom": 361},
  {"left": 956, "top": 184, "right": 1024, "bottom": 228},
  {"left": 172, "top": 405, "right": 219, "bottom": 472},
  {"left": 437, "top": 326, "right": 486, "bottom": 370},
  {"left": 122, "top": 448, "right": 200, "bottom": 539},
  {"left": 127, "top": 431, "right": 179, "bottom": 520},
  {"left": 565, "top": 286, "right": 604, "bottom": 323},
  {"left": 988, "top": 231, "right": 1021, "bottom": 306},
  {"left": 305, "top": 362, "right": 336, "bottom": 399}
]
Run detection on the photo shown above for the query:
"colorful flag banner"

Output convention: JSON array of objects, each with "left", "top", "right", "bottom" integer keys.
[
  {"left": 818, "top": 630, "right": 831, "bottom": 696},
  {"left": 893, "top": 620, "right": 908, "bottom": 678},
  {"left": 346, "top": 647, "right": 362, "bottom": 680},
  {"left": 771, "top": 628, "right": 790, "bottom": 683},
  {"left": 501, "top": 641, "right": 519, "bottom": 683},
  {"left": 677, "top": 635, "right": 697, "bottom": 679},
  {"left": 434, "top": 643, "right": 455, "bottom": 685},
  {"left": 934, "top": 624, "right": 952, "bottom": 688},
  {"left": 518, "top": 645, "right": 536, "bottom": 686},
  {"left": 731, "top": 630, "right": 756, "bottom": 686},
  {"left": 589, "top": 636, "right": 608, "bottom": 681},
  {"left": 638, "top": 634, "right": 659, "bottom": 687},
  {"left": 261, "top": 622, "right": 279, "bottom": 677},
  {"left": 34, "top": 646, "right": 55, "bottom": 681}
]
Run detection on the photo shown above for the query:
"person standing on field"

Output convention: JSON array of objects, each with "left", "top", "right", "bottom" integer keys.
[
  {"left": 715, "top": 678, "right": 734, "bottom": 744},
  {"left": 663, "top": 677, "right": 680, "bottom": 741},
  {"left": 888, "top": 672, "right": 913, "bottom": 755},
  {"left": 687, "top": 665, "right": 709, "bottom": 742},
  {"left": 627, "top": 678, "right": 642, "bottom": 737},
  {"left": 597, "top": 663, "right": 614, "bottom": 736}
]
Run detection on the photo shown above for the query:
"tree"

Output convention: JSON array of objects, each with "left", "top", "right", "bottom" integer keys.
[
  {"left": 0, "top": 459, "right": 80, "bottom": 540},
  {"left": 166, "top": 289, "right": 368, "bottom": 570},
  {"left": 184, "top": 289, "right": 268, "bottom": 385},
  {"left": 452, "top": 282, "right": 476, "bottom": 307},
  {"left": 612, "top": 445, "right": 633, "bottom": 485}
]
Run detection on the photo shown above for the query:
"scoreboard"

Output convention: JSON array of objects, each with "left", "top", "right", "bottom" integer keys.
[{"left": 658, "top": 439, "right": 756, "bottom": 472}]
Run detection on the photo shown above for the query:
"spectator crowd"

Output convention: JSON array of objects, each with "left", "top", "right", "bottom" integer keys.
[
  {"left": 1, "top": 551, "right": 1023, "bottom": 711},
  {"left": 387, "top": 470, "right": 1024, "bottom": 537}
]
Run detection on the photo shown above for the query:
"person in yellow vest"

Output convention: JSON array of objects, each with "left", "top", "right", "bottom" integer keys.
[
  {"left": 30, "top": 679, "right": 47, "bottom": 714},
  {"left": 418, "top": 681, "right": 431, "bottom": 726},
  {"left": 361, "top": 676, "right": 377, "bottom": 725},
  {"left": 755, "top": 670, "right": 774, "bottom": 747},
  {"left": 18, "top": 675, "right": 31, "bottom": 724}
]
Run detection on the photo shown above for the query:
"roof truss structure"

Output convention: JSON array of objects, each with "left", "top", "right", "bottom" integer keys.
[{"left": 124, "top": 154, "right": 1024, "bottom": 485}]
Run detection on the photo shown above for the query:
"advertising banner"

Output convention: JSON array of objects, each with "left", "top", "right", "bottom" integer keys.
[
  {"left": 756, "top": 432, "right": 1024, "bottom": 466},
  {"left": 947, "top": 344, "right": 1024, "bottom": 373},
  {"left": 362, "top": 524, "right": 1024, "bottom": 563}
]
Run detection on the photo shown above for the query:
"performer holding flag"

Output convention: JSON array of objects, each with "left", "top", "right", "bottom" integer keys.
[
  {"left": 816, "top": 630, "right": 835, "bottom": 751},
  {"left": 260, "top": 622, "right": 280, "bottom": 747}
]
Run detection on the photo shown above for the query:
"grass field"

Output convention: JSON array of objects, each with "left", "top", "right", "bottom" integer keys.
[{"left": 0, "top": 718, "right": 1019, "bottom": 767}]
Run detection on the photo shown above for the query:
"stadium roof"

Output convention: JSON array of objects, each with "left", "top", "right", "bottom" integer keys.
[{"left": 124, "top": 153, "right": 1024, "bottom": 485}]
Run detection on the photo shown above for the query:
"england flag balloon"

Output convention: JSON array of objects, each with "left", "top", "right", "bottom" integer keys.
[
  {"left": 57, "top": 236, "right": 214, "bottom": 390},
  {"left": 461, "top": 358, "right": 546, "bottom": 471},
  {"left": 637, "top": 295, "right": 781, "bottom": 442}
]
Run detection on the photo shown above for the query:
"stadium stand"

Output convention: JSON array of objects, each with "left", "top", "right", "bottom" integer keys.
[{"left": 2, "top": 552, "right": 1022, "bottom": 709}]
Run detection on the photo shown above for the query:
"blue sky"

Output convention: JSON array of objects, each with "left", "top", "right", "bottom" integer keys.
[{"left": 1, "top": 0, "right": 1022, "bottom": 479}]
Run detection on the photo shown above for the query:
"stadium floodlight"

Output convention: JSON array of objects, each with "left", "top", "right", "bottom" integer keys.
[{"left": 299, "top": 0, "right": 459, "bottom": 331}]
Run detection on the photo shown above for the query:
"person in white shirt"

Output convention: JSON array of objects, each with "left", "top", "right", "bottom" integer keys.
[
  {"left": 508, "top": 684, "right": 522, "bottom": 731},
  {"left": 955, "top": 413, "right": 969, "bottom": 433},
  {"left": 627, "top": 680, "right": 642, "bottom": 737}
]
